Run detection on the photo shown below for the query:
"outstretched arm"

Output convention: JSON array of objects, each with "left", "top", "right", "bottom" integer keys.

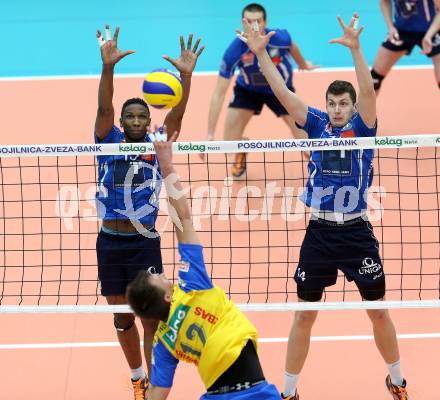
[
  {"left": 162, "top": 35, "right": 205, "bottom": 139},
  {"left": 330, "top": 13, "right": 376, "bottom": 128},
  {"left": 95, "top": 25, "right": 134, "bottom": 140},
  {"left": 237, "top": 20, "right": 308, "bottom": 127},
  {"left": 151, "top": 131, "right": 200, "bottom": 244}
]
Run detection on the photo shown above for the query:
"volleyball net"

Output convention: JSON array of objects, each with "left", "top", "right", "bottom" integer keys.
[{"left": 0, "top": 135, "right": 439, "bottom": 313}]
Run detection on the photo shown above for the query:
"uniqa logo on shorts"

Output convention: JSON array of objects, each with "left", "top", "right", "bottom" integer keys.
[
  {"left": 163, "top": 304, "right": 190, "bottom": 349},
  {"left": 374, "top": 137, "right": 402, "bottom": 147},
  {"left": 358, "top": 257, "right": 382, "bottom": 275},
  {"left": 177, "top": 143, "right": 206, "bottom": 152}
]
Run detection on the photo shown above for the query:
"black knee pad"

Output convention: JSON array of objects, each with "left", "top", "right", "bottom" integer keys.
[
  {"left": 360, "top": 286, "right": 385, "bottom": 301},
  {"left": 371, "top": 69, "right": 385, "bottom": 91},
  {"left": 297, "top": 287, "right": 324, "bottom": 302},
  {"left": 114, "top": 314, "right": 135, "bottom": 332}
]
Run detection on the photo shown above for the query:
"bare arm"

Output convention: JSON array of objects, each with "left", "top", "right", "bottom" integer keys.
[
  {"left": 330, "top": 14, "right": 376, "bottom": 128},
  {"left": 95, "top": 25, "right": 134, "bottom": 140},
  {"left": 422, "top": 0, "right": 440, "bottom": 54},
  {"left": 162, "top": 35, "right": 205, "bottom": 139},
  {"left": 380, "top": 0, "right": 402, "bottom": 45},
  {"left": 237, "top": 22, "right": 308, "bottom": 126},
  {"left": 207, "top": 76, "right": 231, "bottom": 140},
  {"left": 152, "top": 132, "right": 200, "bottom": 245},
  {"left": 148, "top": 385, "right": 171, "bottom": 400},
  {"left": 290, "top": 42, "right": 319, "bottom": 71}
]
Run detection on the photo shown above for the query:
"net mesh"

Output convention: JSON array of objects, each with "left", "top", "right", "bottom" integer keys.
[{"left": 0, "top": 136, "right": 439, "bottom": 311}]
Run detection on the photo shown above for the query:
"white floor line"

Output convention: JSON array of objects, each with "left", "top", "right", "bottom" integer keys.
[
  {"left": 1, "top": 332, "right": 438, "bottom": 350},
  {"left": 0, "top": 64, "right": 433, "bottom": 81}
]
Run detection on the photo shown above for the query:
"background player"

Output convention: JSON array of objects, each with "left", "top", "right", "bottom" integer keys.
[
  {"left": 94, "top": 25, "right": 204, "bottom": 399},
  {"left": 371, "top": 0, "right": 440, "bottom": 93},
  {"left": 237, "top": 13, "right": 409, "bottom": 400},
  {"left": 127, "top": 131, "right": 281, "bottom": 400},
  {"left": 204, "top": 3, "right": 318, "bottom": 178}
]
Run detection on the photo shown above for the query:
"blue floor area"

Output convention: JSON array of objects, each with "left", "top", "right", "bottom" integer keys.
[{"left": 1, "top": 0, "right": 432, "bottom": 77}]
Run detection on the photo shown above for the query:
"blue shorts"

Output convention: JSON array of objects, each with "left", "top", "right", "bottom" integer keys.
[
  {"left": 294, "top": 218, "right": 385, "bottom": 301},
  {"left": 96, "top": 230, "right": 163, "bottom": 296},
  {"left": 229, "top": 84, "right": 293, "bottom": 116},
  {"left": 200, "top": 381, "right": 280, "bottom": 400}
]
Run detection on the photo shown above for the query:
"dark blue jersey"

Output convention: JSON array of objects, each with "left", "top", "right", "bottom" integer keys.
[
  {"left": 298, "top": 108, "right": 377, "bottom": 213},
  {"left": 394, "top": 0, "right": 437, "bottom": 32},
  {"left": 95, "top": 126, "right": 161, "bottom": 226},
  {"left": 219, "top": 28, "right": 294, "bottom": 94}
]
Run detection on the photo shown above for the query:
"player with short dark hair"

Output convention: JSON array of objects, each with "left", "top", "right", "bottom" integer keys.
[
  {"left": 371, "top": 0, "right": 440, "bottom": 93},
  {"left": 94, "top": 25, "right": 204, "bottom": 399},
  {"left": 127, "top": 131, "right": 281, "bottom": 400},
  {"left": 204, "top": 3, "right": 318, "bottom": 178},
  {"left": 237, "top": 13, "right": 409, "bottom": 400}
]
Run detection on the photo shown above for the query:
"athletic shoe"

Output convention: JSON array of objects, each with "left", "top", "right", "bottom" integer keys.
[
  {"left": 232, "top": 152, "right": 247, "bottom": 179},
  {"left": 132, "top": 376, "right": 149, "bottom": 400},
  {"left": 386, "top": 375, "right": 409, "bottom": 400},
  {"left": 281, "top": 390, "right": 299, "bottom": 400}
]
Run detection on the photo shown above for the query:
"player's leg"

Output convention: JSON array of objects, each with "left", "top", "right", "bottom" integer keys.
[
  {"left": 430, "top": 53, "right": 440, "bottom": 90},
  {"left": 283, "top": 220, "right": 337, "bottom": 399},
  {"left": 371, "top": 31, "right": 413, "bottom": 94},
  {"left": 225, "top": 85, "right": 263, "bottom": 178}
]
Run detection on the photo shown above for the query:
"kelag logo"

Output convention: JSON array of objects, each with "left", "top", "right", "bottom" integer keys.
[
  {"left": 163, "top": 304, "right": 190, "bottom": 349},
  {"left": 375, "top": 137, "right": 402, "bottom": 147},
  {"left": 119, "top": 144, "right": 149, "bottom": 153},
  {"left": 177, "top": 143, "right": 206, "bottom": 152}
]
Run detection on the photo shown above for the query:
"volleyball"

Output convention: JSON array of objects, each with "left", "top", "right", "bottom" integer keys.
[{"left": 142, "top": 69, "right": 183, "bottom": 109}]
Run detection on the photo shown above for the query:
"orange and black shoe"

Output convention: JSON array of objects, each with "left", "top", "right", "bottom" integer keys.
[
  {"left": 386, "top": 375, "right": 409, "bottom": 400},
  {"left": 232, "top": 152, "right": 247, "bottom": 179},
  {"left": 281, "top": 390, "right": 299, "bottom": 400},
  {"left": 132, "top": 375, "right": 149, "bottom": 400}
]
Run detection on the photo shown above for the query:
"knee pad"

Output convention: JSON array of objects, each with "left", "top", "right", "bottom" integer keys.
[
  {"left": 297, "top": 287, "right": 324, "bottom": 302},
  {"left": 114, "top": 314, "right": 135, "bottom": 332},
  {"left": 371, "top": 69, "right": 385, "bottom": 91}
]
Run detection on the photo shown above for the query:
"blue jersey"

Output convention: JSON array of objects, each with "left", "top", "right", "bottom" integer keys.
[
  {"left": 298, "top": 107, "right": 377, "bottom": 213},
  {"left": 219, "top": 28, "right": 293, "bottom": 94},
  {"left": 95, "top": 126, "right": 161, "bottom": 226},
  {"left": 394, "top": 0, "right": 437, "bottom": 32}
]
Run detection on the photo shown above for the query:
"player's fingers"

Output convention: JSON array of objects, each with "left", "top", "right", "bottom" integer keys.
[
  {"left": 179, "top": 35, "right": 185, "bottom": 51},
  {"left": 241, "top": 18, "right": 252, "bottom": 33},
  {"left": 253, "top": 21, "right": 259, "bottom": 32},
  {"left": 120, "top": 50, "right": 135, "bottom": 59},
  {"left": 187, "top": 33, "right": 193, "bottom": 50},
  {"left": 265, "top": 31, "right": 276, "bottom": 40},
  {"left": 96, "top": 29, "right": 102, "bottom": 38},
  {"left": 162, "top": 55, "right": 178, "bottom": 68},
  {"left": 169, "top": 131, "right": 179, "bottom": 142},
  {"left": 192, "top": 37, "right": 201, "bottom": 53},
  {"left": 336, "top": 16, "right": 346, "bottom": 30},
  {"left": 357, "top": 26, "right": 364, "bottom": 36},
  {"left": 105, "top": 25, "right": 111, "bottom": 41},
  {"left": 113, "top": 26, "right": 120, "bottom": 43},
  {"left": 97, "top": 35, "right": 105, "bottom": 47},
  {"left": 349, "top": 12, "right": 359, "bottom": 29},
  {"left": 196, "top": 45, "right": 205, "bottom": 57}
]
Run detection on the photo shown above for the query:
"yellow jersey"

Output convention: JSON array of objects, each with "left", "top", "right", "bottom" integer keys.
[{"left": 151, "top": 243, "right": 258, "bottom": 389}]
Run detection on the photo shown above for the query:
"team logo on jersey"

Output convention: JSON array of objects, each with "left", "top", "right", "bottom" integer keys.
[
  {"left": 179, "top": 260, "right": 190, "bottom": 272},
  {"left": 163, "top": 304, "right": 190, "bottom": 349},
  {"left": 241, "top": 52, "right": 255, "bottom": 66},
  {"left": 341, "top": 129, "right": 355, "bottom": 138},
  {"left": 269, "top": 48, "right": 281, "bottom": 65}
]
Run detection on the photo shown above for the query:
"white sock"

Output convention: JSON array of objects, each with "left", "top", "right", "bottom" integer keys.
[
  {"left": 387, "top": 360, "right": 404, "bottom": 386},
  {"left": 282, "top": 371, "right": 299, "bottom": 397},
  {"left": 131, "top": 365, "right": 146, "bottom": 381}
]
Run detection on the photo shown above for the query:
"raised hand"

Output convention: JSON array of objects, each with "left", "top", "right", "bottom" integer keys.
[
  {"left": 162, "top": 34, "right": 205, "bottom": 74},
  {"left": 96, "top": 25, "right": 135, "bottom": 65},
  {"left": 236, "top": 19, "right": 275, "bottom": 54},
  {"left": 329, "top": 13, "right": 364, "bottom": 50}
]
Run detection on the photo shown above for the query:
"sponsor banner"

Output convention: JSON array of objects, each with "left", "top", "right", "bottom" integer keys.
[{"left": 0, "top": 135, "right": 438, "bottom": 157}]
